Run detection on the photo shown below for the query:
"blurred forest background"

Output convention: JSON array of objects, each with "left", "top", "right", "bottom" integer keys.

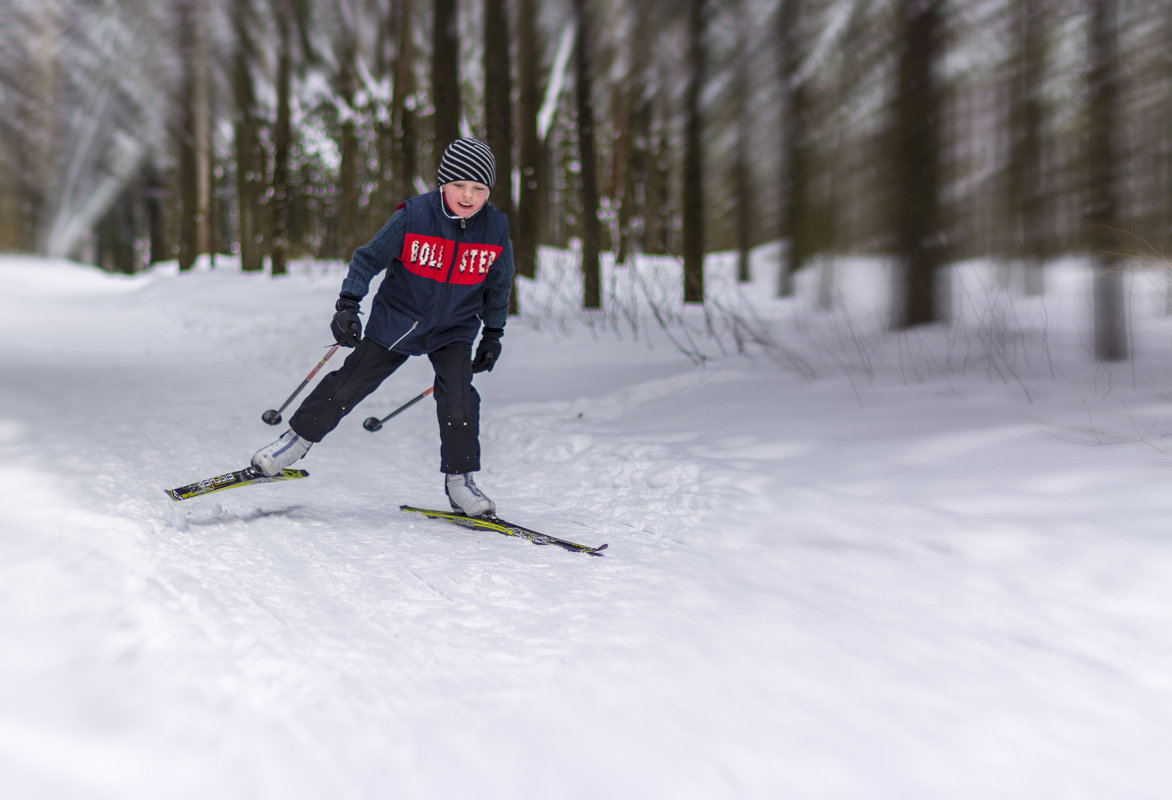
[{"left": 1, "top": 0, "right": 1168, "bottom": 360}]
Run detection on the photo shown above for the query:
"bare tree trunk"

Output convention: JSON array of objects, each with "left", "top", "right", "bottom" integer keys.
[
  {"left": 337, "top": 52, "right": 361, "bottom": 260},
  {"left": 484, "top": 0, "right": 513, "bottom": 219},
  {"left": 514, "top": 0, "right": 542, "bottom": 280},
  {"left": 892, "top": 0, "right": 944, "bottom": 329},
  {"left": 484, "top": 0, "right": 516, "bottom": 311},
  {"left": 0, "top": 132, "right": 19, "bottom": 251},
  {"left": 1165, "top": 9, "right": 1172, "bottom": 314},
  {"left": 270, "top": 4, "right": 293, "bottom": 277},
  {"left": 193, "top": 6, "right": 211, "bottom": 261},
  {"left": 682, "top": 0, "right": 706, "bottom": 304},
  {"left": 573, "top": 0, "right": 601, "bottom": 309},
  {"left": 543, "top": 129, "right": 565, "bottom": 247},
  {"left": 433, "top": 0, "right": 460, "bottom": 149},
  {"left": 388, "top": 0, "right": 418, "bottom": 207},
  {"left": 176, "top": 120, "right": 197, "bottom": 271},
  {"left": 1086, "top": 0, "right": 1127, "bottom": 361},
  {"left": 608, "top": 81, "right": 628, "bottom": 262},
  {"left": 231, "top": 2, "right": 263, "bottom": 272},
  {"left": 732, "top": 0, "right": 752, "bottom": 283},
  {"left": 777, "top": 0, "right": 804, "bottom": 297},
  {"left": 173, "top": 0, "right": 212, "bottom": 271},
  {"left": 143, "top": 163, "right": 169, "bottom": 265},
  {"left": 372, "top": 4, "right": 394, "bottom": 224},
  {"left": 620, "top": 80, "right": 650, "bottom": 264},
  {"left": 615, "top": 3, "right": 655, "bottom": 266},
  {"left": 643, "top": 63, "right": 671, "bottom": 256},
  {"left": 97, "top": 184, "right": 138, "bottom": 274},
  {"left": 176, "top": 0, "right": 199, "bottom": 272},
  {"left": 30, "top": 3, "right": 58, "bottom": 253},
  {"left": 1009, "top": 0, "right": 1047, "bottom": 296}
]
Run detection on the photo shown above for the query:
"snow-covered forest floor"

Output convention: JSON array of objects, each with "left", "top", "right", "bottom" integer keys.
[{"left": 2, "top": 249, "right": 1172, "bottom": 799}]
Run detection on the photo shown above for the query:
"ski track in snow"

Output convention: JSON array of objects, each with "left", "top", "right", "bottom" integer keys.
[{"left": 3, "top": 256, "right": 1172, "bottom": 799}]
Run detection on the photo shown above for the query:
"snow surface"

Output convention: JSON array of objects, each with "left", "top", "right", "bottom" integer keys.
[{"left": 2, "top": 250, "right": 1172, "bottom": 799}]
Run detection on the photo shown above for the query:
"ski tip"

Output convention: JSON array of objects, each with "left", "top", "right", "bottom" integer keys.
[{"left": 163, "top": 465, "right": 309, "bottom": 502}]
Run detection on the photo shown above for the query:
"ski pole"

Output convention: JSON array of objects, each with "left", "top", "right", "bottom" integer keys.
[
  {"left": 363, "top": 386, "right": 434, "bottom": 431},
  {"left": 262, "top": 344, "right": 342, "bottom": 425}
]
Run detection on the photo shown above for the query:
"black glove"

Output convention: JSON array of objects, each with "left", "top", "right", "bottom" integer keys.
[
  {"left": 471, "top": 327, "right": 504, "bottom": 373},
  {"left": 330, "top": 293, "right": 363, "bottom": 347}
]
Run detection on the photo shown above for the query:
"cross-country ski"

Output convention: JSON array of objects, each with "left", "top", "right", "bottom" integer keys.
[
  {"left": 164, "top": 467, "right": 309, "bottom": 501},
  {"left": 400, "top": 505, "right": 607, "bottom": 555}
]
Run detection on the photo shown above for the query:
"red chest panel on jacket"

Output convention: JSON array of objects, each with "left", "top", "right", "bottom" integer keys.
[
  {"left": 451, "top": 243, "right": 503, "bottom": 284},
  {"left": 401, "top": 234, "right": 501, "bottom": 285},
  {"left": 401, "top": 234, "right": 450, "bottom": 279}
]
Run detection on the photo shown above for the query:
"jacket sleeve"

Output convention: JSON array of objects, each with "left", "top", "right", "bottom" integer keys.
[
  {"left": 340, "top": 209, "right": 406, "bottom": 300},
  {"left": 482, "top": 235, "right": 514, "bottom": 330}
]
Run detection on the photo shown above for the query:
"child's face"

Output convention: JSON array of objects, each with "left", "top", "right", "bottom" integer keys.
[{"left": 441, "top": 181, "right": 490, "bottom": 218}]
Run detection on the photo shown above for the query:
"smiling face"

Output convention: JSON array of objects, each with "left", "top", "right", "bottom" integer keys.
[{"left": 441, "top": 181, "right": 490, "bottom": 218}]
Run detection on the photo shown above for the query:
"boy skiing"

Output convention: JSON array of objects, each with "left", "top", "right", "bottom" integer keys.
[{"left": 251, "top": 138, "right": 513, "bottom": 517}]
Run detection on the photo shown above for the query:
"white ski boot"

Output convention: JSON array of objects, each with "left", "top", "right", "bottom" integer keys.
[
  {"left": 251, "top": 429, "right": 312, "bottom": 477},
  {"left": 445, "top": 472, "right": 495, "bottom": 517}
]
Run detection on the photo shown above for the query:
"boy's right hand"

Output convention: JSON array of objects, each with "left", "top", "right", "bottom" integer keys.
[{"left": 330, "top": 294, "right": 363, "bottom": 347}]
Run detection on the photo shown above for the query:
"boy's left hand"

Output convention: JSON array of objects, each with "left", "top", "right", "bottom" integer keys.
[{"left": 472, "top": 328, "right": 504, "bottom": 373}]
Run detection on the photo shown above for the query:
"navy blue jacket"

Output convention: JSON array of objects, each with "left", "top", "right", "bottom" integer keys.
[{"left": 341, "top": 190, "right": 513, "bottom": 354}]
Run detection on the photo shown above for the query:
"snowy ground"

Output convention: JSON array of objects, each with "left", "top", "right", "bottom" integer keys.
[{"left": 2, "top": 250, "right": 1172, "bottom": 799}]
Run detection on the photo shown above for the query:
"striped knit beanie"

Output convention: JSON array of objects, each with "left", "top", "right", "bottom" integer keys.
[{"left": 435, "top": 138, "right": 496, "bottom": 189}]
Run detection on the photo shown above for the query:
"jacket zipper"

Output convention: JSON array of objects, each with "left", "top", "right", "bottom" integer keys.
[
  {"left": 433, "top": 218, "right": 466, "bottom": 327},
  {"left": 386, "top": 319, "right": 419, "bottom": 350}
]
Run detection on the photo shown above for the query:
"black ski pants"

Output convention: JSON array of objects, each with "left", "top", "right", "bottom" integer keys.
[{"left": 289, "top": 338, "right": 481, "bottom": 474}]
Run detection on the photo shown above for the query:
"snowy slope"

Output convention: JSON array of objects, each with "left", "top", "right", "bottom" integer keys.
[{"left": 2, "top": 252, "right": 1172, "bottom": 799}]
